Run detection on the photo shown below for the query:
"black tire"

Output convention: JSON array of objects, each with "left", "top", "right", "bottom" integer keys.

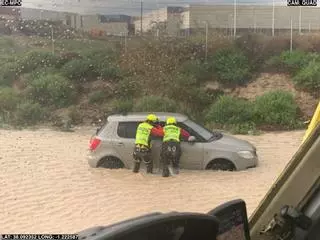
[
  {"left": 97, "top": 157, "right": 124, "bottom": 169},
  {"left": 207, "top": 159, "right": 236, "bottom": 171}
]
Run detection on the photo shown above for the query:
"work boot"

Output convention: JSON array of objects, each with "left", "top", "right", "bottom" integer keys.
[
  {"left": 173, "top": 159, "right": 179, "bottom": 174},
  {"left": 133, "top": 162, "right": 140, "bottom": 173},
  {"left": 162, "top": 167, "right": 170, "bottom": 177},
  {"left": 146, "top": 163, "right": 153, "bottom": 174}
]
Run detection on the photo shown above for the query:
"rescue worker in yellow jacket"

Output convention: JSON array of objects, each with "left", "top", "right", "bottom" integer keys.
[
  {"left": 161, "top": 116, "right": 190, "bottom": 177},
  {"left": 133, "top": 114, "right": 164, "bottom": 174}
]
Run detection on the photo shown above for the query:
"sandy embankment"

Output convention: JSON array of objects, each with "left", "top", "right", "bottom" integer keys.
[{"left": 0, "top": 128, "right": 304, "bottom": 233}]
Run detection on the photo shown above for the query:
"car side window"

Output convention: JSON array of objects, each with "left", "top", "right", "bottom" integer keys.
[
  {"left": 177, "top": 122, "right": 204, "bottom": 142},
  {"left": 117, "top": 121, "right": 140, "bottom": 139}
]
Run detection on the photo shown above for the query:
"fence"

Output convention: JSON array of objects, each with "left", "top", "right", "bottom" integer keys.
[{"left": 138, "top": 5, "right": 320, "bottom": 38}]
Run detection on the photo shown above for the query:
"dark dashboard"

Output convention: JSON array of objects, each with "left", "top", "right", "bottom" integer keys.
[{"left": 78, "top": 199, "right": 250, "bottom": 240}]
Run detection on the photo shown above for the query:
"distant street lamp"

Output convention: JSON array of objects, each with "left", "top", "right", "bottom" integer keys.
[
  {"left": 233, "top": 0, "right": 237, "bottom": 38},
  {"left": 203, "top": 21, "right": 208, "bottom": 61}
]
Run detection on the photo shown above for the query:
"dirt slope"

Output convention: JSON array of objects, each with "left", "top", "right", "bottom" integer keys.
[{"left": 231, "top": 73, "right": 318, "bottom": 118}]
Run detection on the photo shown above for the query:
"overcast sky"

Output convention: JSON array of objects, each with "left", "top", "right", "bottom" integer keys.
[{"left": 21, "top": 0, "right": 291, "bottom": 15}]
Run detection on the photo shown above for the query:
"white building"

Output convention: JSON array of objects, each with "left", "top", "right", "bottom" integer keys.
[
  {"left": 20, "top": 8, "right": 66, "bottom": 21},
  {"left": 134, "top": 6, "right": 184, "bottom": 36}
]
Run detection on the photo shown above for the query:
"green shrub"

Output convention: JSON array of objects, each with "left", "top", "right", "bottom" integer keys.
[
  {"left": 111, "top": 99, "right": 133, "bottom": 114},
  {"left": 27, "top": 73, "right": 75, "bottom": 107},
  {"left": 253, "top": 90, "right": 299, "bottom": 127},
  {"left": 60, "top": 58, "right": 98, "bottom": 82},
  {"left": 13, "top": 101, "right": 45, "bottom": 126},
  {"left": 0, "top": 62, "right": 19, "bottom": 86},
  {"left": 16, "top": 51, "right": 59, "bottom": 74},
  {"left": 266, "top": 50, "right": 317, "bottom": 74},
  {"left": 133, "top": 96, "right": 178, "bottom": 112},
  {"left": 205, "top": 95, "right": 255, "bottom": 125},
  {"left": 88, "top": 90, "right": 107, "bottom": 104},
  {"left": 115, "top": 77, "right": 141, "bottom": 100},
  {"left": 68, "top": 106, "right": 83, "bottom": 125},
  {"left": 0, "top": 37, "right": 14, "bottom": 48},
  {"left": 78, "top": 48, "right": 122, "bottom": 80},
  {"left": 0, "top": 87, "right": 19, "bottom": 112},
  {"left": 80, "top": 48, "right": 117, "bottom": 62},
  {"left": 180, "top": 104, "right": 206, "bottom": 124},
  {"left": 56, "top": 52, "right": 81, "bottom": 67},
  {"left": 0, "top": 87, "right": 20, "bottom": 123},
  {"left": 179, "top": 60, "right": 210, "bottom": 82},
  {"left": 28, "top": 67, "right": 58, "bottom": 80},
  {"left": 166, "top": 73, "right": 214, "bottom": 122},
  {"left": 292, "top": 60, "right": 320, "bottom": 92},
  {"left": 97, "top": 64, "right": 122, "bottom": 80},
  {"left": 167, "top": 74, "right": 212, "bottom": 111},
  {"left": 211, "top": 48, "right": 251, "bottom": 85}
]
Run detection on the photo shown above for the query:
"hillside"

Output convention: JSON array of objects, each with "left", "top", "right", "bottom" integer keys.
[{"left": 0, "top": 32, "right": 319, "bottom": 134}]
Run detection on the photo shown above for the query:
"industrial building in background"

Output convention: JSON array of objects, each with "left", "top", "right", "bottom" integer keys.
[
  {"left": 134, "top": 6, "right": 184, "bottom": 36},
  {"left": 135, "top": 4, "right": 320, "bottom": 37},
  {"left": 0, "top": 3, "right": 320, "bottom": 37}
]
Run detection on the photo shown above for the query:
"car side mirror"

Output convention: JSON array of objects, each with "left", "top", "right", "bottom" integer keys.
[
  {"left": 188, "top": 136, "right": 196, "bottom": 143},
  {"left": 207, "top": 199, "right": 251, "bottom": 240}
]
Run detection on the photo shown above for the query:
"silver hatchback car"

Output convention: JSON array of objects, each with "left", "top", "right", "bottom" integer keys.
[{"left": 87, "top": 112, "right": 258, "bottom": 171}]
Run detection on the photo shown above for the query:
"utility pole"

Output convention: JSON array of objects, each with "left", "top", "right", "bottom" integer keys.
[
  {"left": 205, "top": 22, "right": 208, "bottom": 62},
  {"left": 272, "top": 0, "right": 275, "bottom": 36},
  {"left": 140, "top": 0, "right": 143, "bottom": 35},
  {"left": 233, "top": 0, "right": 237, "bottom": 38},
  {"left": 124, "top": 32, "right": 127, "bottom": 53},
  {"left": 290, "top": 17, "right": 293, "bottom": 52},
  {"left": 51, "top": 25, "right": 54, "bottom": 54},
  {"left": 309, "top": 21, "right": 311, "bottom": 33},
  {"left": 299, "top": 6, "right": 302, "bottom": 34}
]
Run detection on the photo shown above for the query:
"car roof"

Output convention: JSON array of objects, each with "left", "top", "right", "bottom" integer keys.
[{"left": 107, "top": 112, "right": 189, "bottom": 122}]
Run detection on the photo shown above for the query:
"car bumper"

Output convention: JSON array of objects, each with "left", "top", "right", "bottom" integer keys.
[
  {"left": 246, "top": 155, "right": 259, "bottom": 168},
  {"left": 87, "top": 150, "right": 100, "bottom": 168},
  {"left": 234, "top": 154, "right": 259, "bottom": 170}
]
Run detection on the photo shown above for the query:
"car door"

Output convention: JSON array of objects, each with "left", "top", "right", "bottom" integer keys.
[
  {"left": 113, "top": 121, "right": 162, "bottom": 170},
  {"left": 112, "top": 121, "right": 137, "bottom": 169},
  {"left": 176, "top": 122, "right": 204, "bottom": 170}
]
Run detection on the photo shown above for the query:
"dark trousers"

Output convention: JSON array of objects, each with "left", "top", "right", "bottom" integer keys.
[
  {"left": 132, "top": 146, "right": 153, "bottom": 174},
  {"left": 160, "top": 141, "right": 181, "bottom": 177}
]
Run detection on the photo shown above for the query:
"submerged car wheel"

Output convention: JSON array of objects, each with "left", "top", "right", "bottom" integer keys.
[
  {"left": 207, "top": 159, "right": 236, "bottom": 171},
  {"left": 97, "top": 157, "right": 124, "bottom": 169}
]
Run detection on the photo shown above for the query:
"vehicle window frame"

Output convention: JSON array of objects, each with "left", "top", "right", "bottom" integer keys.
[
  {"left": 160, "top": 121, "right": 206, "bottom": 143},
  {"left": 116, "top": 120, "right": 208, "bottom": 142},
  {"left": 117, "top": 121, "right": 141, "bottom": 139},
  {"left": 177, "top": 122, "right": 206, "bottom": 143}
]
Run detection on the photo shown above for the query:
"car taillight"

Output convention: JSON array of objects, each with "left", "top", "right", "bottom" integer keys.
[{"left": 89, "top": 138, "right": 101, "bottom": 151}]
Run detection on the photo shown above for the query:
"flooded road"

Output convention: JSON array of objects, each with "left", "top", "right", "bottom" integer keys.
[{"left": 0, "top": 128, "right": 304, "bottom": 233}]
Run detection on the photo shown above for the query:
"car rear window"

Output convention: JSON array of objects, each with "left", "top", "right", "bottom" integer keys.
[
  {"left": 117, "top": 122, "right": 140, "bottom": 139},
  {"left": 96, "top": 120, "right": 108, "bottom": 136}
]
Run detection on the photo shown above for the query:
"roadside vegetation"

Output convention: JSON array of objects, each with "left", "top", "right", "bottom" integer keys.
[{"left": 0, "top": 27, "right": 318, "bottom": 134}]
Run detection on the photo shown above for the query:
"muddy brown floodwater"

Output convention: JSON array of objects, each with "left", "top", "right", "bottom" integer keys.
[{"left": 0, "top": 127, "right": 304, "bottom": 233}]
